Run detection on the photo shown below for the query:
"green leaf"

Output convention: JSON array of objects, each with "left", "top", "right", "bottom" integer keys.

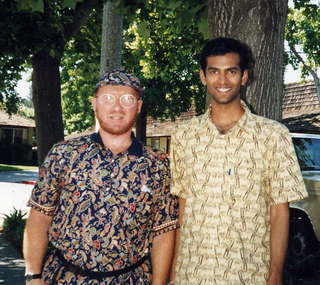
[
  {"left": 17, "top": 0, "right": 44, "bottom": 12},
  {"left": 198, "top": 16, "right": 208, "bottom": 39},
  {"left": 137, "top": 21, "right": 150, "bottom": 39},
  {"left": 62, "top": 0, "right": 82, "bottom": 9}
]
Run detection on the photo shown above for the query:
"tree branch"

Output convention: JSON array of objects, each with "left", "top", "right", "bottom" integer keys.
[
  {"left": 63, "top": 0, "right": 101, "bottom": 40},
  {"left": 289, "top": 43, "right": 320, "bottom": 102}
]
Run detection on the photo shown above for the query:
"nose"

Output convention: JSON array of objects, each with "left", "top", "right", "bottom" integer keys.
[
  {"left": 218, "top": 72, "right": 227, "bottom": 84},
  {"left": 112, "top": 97, "right": 123, "bottom": 110}
]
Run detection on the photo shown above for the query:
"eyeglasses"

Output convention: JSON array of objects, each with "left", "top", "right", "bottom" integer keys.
[{"left": 96, "top": 93, "right": 139, "bottom": 108}]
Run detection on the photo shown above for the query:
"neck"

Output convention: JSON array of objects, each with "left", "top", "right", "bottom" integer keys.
[
  {"left": 210, "top": 100, "right": 244, "bottom": 133},
  {"left": 99, "top": 129, "right": 132, "bottom": 155}
]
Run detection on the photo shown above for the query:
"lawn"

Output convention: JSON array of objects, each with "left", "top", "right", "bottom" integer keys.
[{"left": 0, "top": 164, "right": 38, "bottom": 172}]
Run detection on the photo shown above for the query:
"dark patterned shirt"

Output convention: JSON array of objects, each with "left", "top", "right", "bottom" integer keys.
[{"left": 28, "top": 133, "right": 179, "bottom": 284}]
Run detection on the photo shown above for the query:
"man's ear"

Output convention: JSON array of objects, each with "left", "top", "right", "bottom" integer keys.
[
  {"left": 91, "top": 97, "right": 97, "bottom": 112},
  {"left": 137, "top": 100, "right": 143, "bottom": 114},
  {"left": 199, "top": 69, "right": 207, "bottom": 86},
  {"left": 241, "top": 70, "right": 249, "bottom": 86}
]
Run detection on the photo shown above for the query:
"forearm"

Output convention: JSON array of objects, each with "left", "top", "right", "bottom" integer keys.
[
  {"left": 151, "top": 229, "right": 176, "bottom": 285},
  {"left": 268, "top": 202, "right": 289, "bottom": 284},
  {"left": 23, "top": 208, "right": 52, "bottom": 274},
  {"left": 169, "top": 198, "right": 185, "bottom": 282}
]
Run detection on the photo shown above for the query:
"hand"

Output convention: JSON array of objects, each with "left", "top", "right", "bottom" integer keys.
[{"left": 26, "top": 279, "right": 43, "bottom": 285}]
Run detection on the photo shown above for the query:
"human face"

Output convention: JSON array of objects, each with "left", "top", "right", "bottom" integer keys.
[
  {"left": 200, "top": 52, "right": 248, "bottom": 105},
  {"left": 92, "top": 85, "right": 142, "bottom": 136}
]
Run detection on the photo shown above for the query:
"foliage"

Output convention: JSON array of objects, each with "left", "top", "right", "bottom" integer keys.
[
  {"left": 61, "top": 9, "right": 102, "bottom": 134},
  {"left": 123, "top": 0, "right": 207, "bottom": 119},
  {"left": 0, "top": 164, "right": 38, "bottom": 171},
  {"left": 60, "top": 0, "right": 207, "bottom": 134},
  {"left": 1, "top": 208, "right": 27, "bottom": 256},
  {"left": 285, "top": 1, "right": 320, "bottom": 78},
  {"left": 0, "top": 0, "right": 80, "bottom": 113},
  {"left": 18, "top": 100, "right": 35, "bottom": 119}
]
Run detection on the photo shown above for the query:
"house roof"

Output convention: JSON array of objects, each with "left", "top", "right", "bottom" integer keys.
[
  {"left": 0, "top": 109, "right": 35, "bottom": 128},
  {"left": 282, "top": 81, "right": 320, "bottom": 133},
  {"left": 146, "top": 104, "right": 197, "bottom": 137},
  {"left": 283, "top": 81, "right": 319, "bottom": 118},
  {"left": 282, "top": 112, "right": 320, "bottom": 134}
]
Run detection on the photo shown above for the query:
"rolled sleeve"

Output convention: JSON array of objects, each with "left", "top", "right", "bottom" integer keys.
[
  {"left": 27, "top": 143, "right": 65, "bottom": 216},
  {"left": 267, "top": 127, "right": 308, "bottom": 205},
  {"left": 152, "top": 156, "right": 179, "bottom": 236}
]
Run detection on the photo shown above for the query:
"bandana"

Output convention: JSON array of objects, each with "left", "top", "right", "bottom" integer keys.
[{"left": 96, "top": 69, "right": 144, "bottom": 94}]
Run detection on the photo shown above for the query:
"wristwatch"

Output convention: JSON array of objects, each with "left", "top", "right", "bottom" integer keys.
[{"left": 25, "top": 273, "right": 42, "bottom": 282}]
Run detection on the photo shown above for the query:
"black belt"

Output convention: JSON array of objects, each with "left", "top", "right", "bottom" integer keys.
[{"left": 55, "top": 249, "right": 149, "bottom": 280}]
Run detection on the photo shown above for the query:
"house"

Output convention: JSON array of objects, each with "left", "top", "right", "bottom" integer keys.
[
  {"left": 0, "top": 110, "right": 36, "bottom": 164},
  {"left": 282, "top": 81, "right": 320, "bottom": 134},
  {"left": 146, "top": 81, "right": 320, "bottom": 153}
]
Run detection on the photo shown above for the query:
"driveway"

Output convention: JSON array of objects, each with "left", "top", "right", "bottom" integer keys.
[
  {"left": 0, "top": 170, "right": 38, "bottom": 226},
  {"left": 0, "top": 170, "right": 38, "bottom": 183}
]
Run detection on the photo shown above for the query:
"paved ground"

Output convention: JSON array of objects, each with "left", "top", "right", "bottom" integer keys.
[
  {"left": 0, "top": 234, "right": 25, "bottom": 284},
  {"left": 0, "top": 170, "right": 38, "bottom": 183},
  {"left": 0, "top": 171, "right": 36, "bottom": 284},
  {"left": 0, "top": 171, "right": 37, "bottom": 226},
  {"left": 0, "top": 182, "right": 33, "bottom": 226}
]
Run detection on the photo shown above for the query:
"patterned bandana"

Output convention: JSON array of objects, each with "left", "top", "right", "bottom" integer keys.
[{"left": 96, "top": 69, "right": 144, "bottom": 94}]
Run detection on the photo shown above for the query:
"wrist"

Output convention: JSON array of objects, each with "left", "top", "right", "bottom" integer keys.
[{"left": 25, "top": 272, "right": 42, "bottom": 282}]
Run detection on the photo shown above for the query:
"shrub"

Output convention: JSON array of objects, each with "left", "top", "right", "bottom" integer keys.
[{"left": 1, "top": 208, "right": 27, "bottom": 257}]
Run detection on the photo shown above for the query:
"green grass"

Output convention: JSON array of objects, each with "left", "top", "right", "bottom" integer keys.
[{"left": 0, "top": 164, "right": 38, "bottom": 172}]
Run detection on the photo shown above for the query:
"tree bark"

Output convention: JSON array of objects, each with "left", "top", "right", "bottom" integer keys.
[
  {"left": 100, "top": 0, "right": 123, "bottom": 75},
  {"left": 136, "top": 103, "right": 147, "bottom": 144},
  {"left": 207, "top": 0, "right": 288, "bottom": 120},
  {"left": 32, "top": 52, "right": 64, "bottom": 164}
]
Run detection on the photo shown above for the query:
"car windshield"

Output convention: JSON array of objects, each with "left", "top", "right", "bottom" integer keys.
[{"left": 292, "top": 137, "right": 320, "bottom": 171}]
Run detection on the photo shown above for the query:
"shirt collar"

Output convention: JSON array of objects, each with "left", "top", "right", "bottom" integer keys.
[
  {"left": 90, "top": 132, "right": 144, "bottom": 157},
  {"left": 204, "top": 100, "right": 252, "bottom": 135}
]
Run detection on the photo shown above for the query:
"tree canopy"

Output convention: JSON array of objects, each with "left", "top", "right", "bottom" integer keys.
[
  {"left": 286, "top": 0, "right": 320, "bottom": 98},
  {"left": 61, "top": 0, "right": 207, "bottom": 135}
]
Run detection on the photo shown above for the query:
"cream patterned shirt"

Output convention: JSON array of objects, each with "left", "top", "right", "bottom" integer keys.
[{"left": 170, "top": 102, "right": 308, "bottom": 285}]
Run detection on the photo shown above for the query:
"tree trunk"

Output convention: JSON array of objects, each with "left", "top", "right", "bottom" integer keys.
[
  {"left": 207, "top": 0, "right": 288, "bottom": 120},
  {"left": 32, "top": 52, "right": 64, "bottom": 164},
  {"left": 100, "top": 0, "right": 123, "bottom": 75},
  {"left": 136, "top": 103, "right": 147, "bottom": 144}
]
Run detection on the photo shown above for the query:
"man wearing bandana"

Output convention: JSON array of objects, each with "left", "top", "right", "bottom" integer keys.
[{"left": 23, "top": 69, "right": 179, "bottom": 285}]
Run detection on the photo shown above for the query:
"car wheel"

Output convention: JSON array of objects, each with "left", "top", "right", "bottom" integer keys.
[{"left": 287, "top": 209, "right": 319, "bottom": 260}]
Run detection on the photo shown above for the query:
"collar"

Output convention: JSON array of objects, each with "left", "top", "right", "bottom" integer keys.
[
  {"left": 204, "top": 100, "right": 252, "bottom": 135},
  {"left": 90, "top": 132, "right": 144, "bottom": 157}
]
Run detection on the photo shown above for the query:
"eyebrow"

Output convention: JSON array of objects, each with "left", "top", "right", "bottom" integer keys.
[{"left": 207, "top": 66, "right": 241, "bottom": 71}]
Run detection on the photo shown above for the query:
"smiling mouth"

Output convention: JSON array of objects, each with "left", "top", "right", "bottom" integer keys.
[
  {"left": 217, "top": 88, "right": 231, "bottom": 92},
  {"left": 109, "top": 115, "right": 124, "bottom": 120}
]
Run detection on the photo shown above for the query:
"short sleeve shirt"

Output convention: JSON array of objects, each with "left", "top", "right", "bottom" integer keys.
[
  {"left": 28, "top": 133, "right": 179, "bottom": 284},
  {"left": 170, "top": 102, "right": 307, "bottom": 285}
]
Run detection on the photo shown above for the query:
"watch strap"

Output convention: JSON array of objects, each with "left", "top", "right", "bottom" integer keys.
[{"left": 25, "top": 273, "right": 42, "bottom": 281}]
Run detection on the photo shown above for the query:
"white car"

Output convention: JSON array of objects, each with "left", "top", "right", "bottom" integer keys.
[{"left": 287, "top": 133, "right": 320, "bottom": 261}]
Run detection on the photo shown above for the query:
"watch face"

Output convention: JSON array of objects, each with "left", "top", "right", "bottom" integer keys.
[{"left": 25, "top": 274, "right": 33, "bottom": 281}]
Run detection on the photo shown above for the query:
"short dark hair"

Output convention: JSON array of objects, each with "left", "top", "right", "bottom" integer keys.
[{"left": 199, "top": 37, "right": 253, "bottom": 72}]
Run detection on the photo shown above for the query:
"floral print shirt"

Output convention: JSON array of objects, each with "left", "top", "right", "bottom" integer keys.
[{"left": 28, "top": 133, "right": 179, "bottom": 284}]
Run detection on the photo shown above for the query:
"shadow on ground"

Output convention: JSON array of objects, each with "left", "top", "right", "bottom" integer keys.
[{"left": 0, "top": 234, "right": 24, "bottom": 284}]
